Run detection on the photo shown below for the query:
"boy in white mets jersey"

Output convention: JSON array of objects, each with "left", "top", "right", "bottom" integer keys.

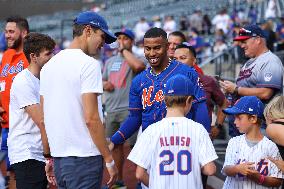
[
  {"left": 128, "top": 74, "right": 218, "bottom": 189},
  {"left": 222, "top": 96, "right": 283, "bottom": 189}
]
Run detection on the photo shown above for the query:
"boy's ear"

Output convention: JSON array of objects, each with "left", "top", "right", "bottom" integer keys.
[
  {"left": 249, "top": 115, "right": 258, "bottom": 124},
  {"left": 185, "top": 96, "right": 193, "bottom": 108}
]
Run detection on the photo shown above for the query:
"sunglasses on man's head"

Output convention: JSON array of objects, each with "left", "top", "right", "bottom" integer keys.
[{"left": 238, "top": 28, "right": 258, "bottom": 37}]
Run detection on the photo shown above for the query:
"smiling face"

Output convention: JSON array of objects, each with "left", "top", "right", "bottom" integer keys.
[
  {"left": 5, "top": 22, "right": 24, "bottom": 49},
  {"left": 144, "top": 36, "right": 169, "bottom": 70}
]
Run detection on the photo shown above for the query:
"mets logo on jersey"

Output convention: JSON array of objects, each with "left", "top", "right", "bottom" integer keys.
[
  {"left": 0, "top": 60, "right": 24, "bottom": 77},
  {"left": 236, "top": 159, "right": 269, "bottom": 177},
  {"left": 142, "top": 86, "right": 164, "bottom": 109}
]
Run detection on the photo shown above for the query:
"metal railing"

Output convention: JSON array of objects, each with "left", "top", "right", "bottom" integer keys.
[{"left": 199, "top": 46, "right": 243, "bottom": 81}]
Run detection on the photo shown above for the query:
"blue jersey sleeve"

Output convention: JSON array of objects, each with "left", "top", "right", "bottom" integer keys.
[
  {"left": 129, "top": 74, "right": 143, "bottom": 110},
  {"left": 111, "top": 109, "right": 142, "bottom": 144},
  {"left": 187, "top": 101, "right": 211, "bottom": 132},
  {"left": 111, "top": 74, "right": 143, "bottom": 144}
]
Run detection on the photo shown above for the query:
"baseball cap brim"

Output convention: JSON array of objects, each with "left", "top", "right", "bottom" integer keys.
[
  {"left": 114, "top": 32, "right": 134, "bottom": 40},
  {"left": 101, "top": 28, "right": 117, "bottom": 44},
  {"left": 233, "top": 36, "right": 251, "bottom": 41},
  {"left": 222, "top": 106, "right": 245, "bottom": 115}
]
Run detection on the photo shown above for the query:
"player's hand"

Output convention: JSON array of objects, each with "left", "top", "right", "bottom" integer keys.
[
  {"left": 106, "top": 164, "right": 118, "bottom": 188},
  {"left": 104, "top": 81, "right": 115, "bottom": 92},
  {"left": 45, "top": 158, "right": 57, "bottom": 186},
  {"left": 210, "top": 126, "right": 220, "bottom": 140},
  {"left": 236, "top": 162, "right": 255, "bottom": 176},
  {"left": 268, "top": 157, "right": 284, "bottom": 172},
  {"left": 219, "top": 80, "right": 236, "bottom": 94}
]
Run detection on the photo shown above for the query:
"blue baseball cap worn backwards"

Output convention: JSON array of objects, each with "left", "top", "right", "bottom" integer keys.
[
  {"left": 165, "top": 74, "right": 196, "bottom": 99},
  {"left": 74, "top": 11, "right": 116, "bottom": 44},
  {"left": 223, "top": 96, "right": 264, "bottom": 118}
]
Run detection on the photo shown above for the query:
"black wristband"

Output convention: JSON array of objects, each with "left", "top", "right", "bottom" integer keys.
[{"left": 43, "top": 153, "right": 52, "bottom": 158}]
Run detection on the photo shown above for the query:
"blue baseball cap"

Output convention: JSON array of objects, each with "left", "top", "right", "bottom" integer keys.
[
  {"left": 165, "top": 74, "right": 196, "bottom": 99},
  {"left": 223, "top": 96, "right": 264, "bottom": 118},
  {"left": 233, "top": 25, "right": 265, "bottom": 41},
  {"left": 115, "top": 29, "right": 135, "bottom": 40},
  {"left": 74, "top": 11, "right": 116, "bottom": 44}
]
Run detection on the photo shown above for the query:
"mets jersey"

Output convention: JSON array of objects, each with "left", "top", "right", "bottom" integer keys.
[
  {"left": 111, "top": 60, "right": 209, "bottom": 144},
  {"left": 128, "top": 117, "right": 218, "bottom": 189},
  {"left": 0, "top": 49, "right": 28, "bottom": 128},
  {"left": 222, "top": 135, "right": 283, "bottom": 189}
]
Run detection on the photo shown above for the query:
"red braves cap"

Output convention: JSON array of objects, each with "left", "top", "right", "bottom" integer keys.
[{"left": 233, "top": 25, "right": 265, "bottom": 41}]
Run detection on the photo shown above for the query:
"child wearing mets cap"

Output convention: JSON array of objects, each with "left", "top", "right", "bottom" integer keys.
[
  {"left": 222, "top": 96, "right": 283, "bottom": 189},
  {"left": 128, "top": 74, "right": 217, "bottom": 189}
]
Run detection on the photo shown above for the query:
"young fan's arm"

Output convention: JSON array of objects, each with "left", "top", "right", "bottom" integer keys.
[
  {"left": 247, "top": 170, "right": 282, "bottom": 187},
  {"left": 223, "top": 162, "right": 255, "bottom": 176},
  {"left": 201, "top": 161, "right": 216, "bottom": 176},
  {"left": 136, "top": 166, "right": 149, "bottom": 187}
]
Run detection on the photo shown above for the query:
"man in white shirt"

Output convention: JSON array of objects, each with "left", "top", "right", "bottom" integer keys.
[
  {"left": 8, "top": 33, "right": 55, "bottom": 189},
  {"left": 40, "top": 11, "right": 118, "bottom": 189}
]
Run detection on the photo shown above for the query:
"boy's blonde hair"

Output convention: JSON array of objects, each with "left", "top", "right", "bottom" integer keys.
[{"left": 264, "top": 96, "right": 284, "bottom": 121}]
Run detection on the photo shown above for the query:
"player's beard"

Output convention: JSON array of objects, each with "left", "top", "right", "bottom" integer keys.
[{"left": 9, "top": 35, "right": 22, "bottom": 50}]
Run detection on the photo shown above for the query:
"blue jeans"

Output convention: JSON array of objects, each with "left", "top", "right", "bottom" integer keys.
[
  {"left": 1, "top": 128, "right": 11, "bottom": 171},
  {"left": 54, "top": 156, "right": 103, "bottom": 189}
]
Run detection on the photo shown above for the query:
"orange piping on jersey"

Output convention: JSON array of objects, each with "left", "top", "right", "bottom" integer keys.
[
  {"left": 118, "top": 131, "right": 126, "bottom": 141},
  {"left": 161, "top": 62, "right": 180, "bottom": 82}
]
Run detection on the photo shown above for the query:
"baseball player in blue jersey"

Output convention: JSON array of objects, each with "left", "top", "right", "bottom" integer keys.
[{"left": 109, "top": 27, "right": 210, "bottom": 147}]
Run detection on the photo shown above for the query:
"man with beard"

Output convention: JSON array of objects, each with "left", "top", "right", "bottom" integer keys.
[
  {"left": 109, "top": 27, "right": 209, "bottom": 155},
  {"left": 0, "top": 16, "right": 29, "bottom": 189}
]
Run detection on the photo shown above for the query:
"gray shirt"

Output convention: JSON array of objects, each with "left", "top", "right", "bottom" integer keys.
[
  {"left": 236, "top": 51, "right": 284, "bottom": 102},
  {"left": 102, "top": 53, "right": 146, "bottom": 112}
]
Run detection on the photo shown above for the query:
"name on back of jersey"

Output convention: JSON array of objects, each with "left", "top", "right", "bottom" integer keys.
[{"left": 160, "top": 136, "right": 190, "bottom": 147}]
